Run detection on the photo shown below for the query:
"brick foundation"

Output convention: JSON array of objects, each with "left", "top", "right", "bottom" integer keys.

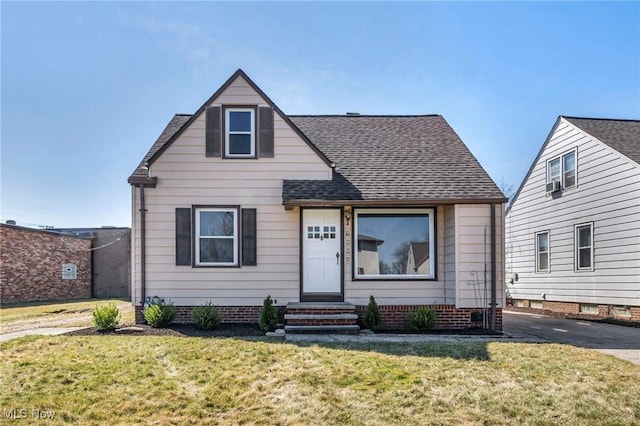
[
  {"left": 136, "top": 305, "right": 267, "bottom": 325},
  {"left": 135, "top": 303, "right": 503, "bottom": 330},
  {"left": 507, "top": 299, "right": 640, "bottom": 325},
  {"left": 0, "top": 224, "right": 92, "bottom": 304},
  {"left": 355, "top": 304, "right": 503, "bottom": 331}
]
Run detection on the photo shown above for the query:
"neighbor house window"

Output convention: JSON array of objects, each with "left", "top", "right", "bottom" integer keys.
[
  {"left": 535, "top": 231, "right": 550, "bottom": 272},
  {"left": 225, "top": 108, "right": 255, "bottom": 157},
  {"left": 354, "top": 208, "right": 435, "bottom": 279},
  {"left": 575, "top": 223, "right": 593, "bottom": 270},
  {"left": 195, "top": 207, "right": 238, "bottom": 266},
  {"left": 547, "top": 149, "right": 577, "bottom": 190}
]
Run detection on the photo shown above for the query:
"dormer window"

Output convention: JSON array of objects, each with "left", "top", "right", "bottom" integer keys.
[{"left": 225, "top": 108, "right": 255, "bottom": 157}]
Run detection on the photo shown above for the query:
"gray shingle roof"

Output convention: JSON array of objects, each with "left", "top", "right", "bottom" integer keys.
[
  {"left": 131, "top": 114, "right": 505, "bottom": 203},
  {"left": 563, "top": 117, "right": 640, "bottom": 164},
  {"left": 131, "top": 114, "right": 191, "bottom": 178},
  {"left": 286, "top": 115, "right": 505, "bottom": 202}
]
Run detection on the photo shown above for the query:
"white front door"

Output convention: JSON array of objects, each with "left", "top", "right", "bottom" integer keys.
[{"left": 302, "top": 209, "right": 342, "bottom": 295}]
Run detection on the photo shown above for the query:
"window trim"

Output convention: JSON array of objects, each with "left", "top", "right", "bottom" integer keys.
[
  {"left": 353, "top": 208, "right": 436, "bottom": 280},
  {"left": 194, "top": 206, "right": 240, "bottom": 267},
  {"left": 535, "top": 230, "right": 550, "bottom": 273},
  {"left": 546, "top": 148, "right": 577, "bottom": 191},
  {"left": 575, "top": 222, "right": 594, "bottom": 271},
  {"left": 224, "top": 106, "right": 256, "bottom": 158}
]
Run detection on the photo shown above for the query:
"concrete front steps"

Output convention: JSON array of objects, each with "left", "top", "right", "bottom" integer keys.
[{"left": 284, "top": 302, "right": 360, "bottom": 335}]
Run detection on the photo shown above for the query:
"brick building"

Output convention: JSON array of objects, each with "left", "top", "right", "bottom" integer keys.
[{"left": 0, "top": 223, "right": 92, "bottom": 304}]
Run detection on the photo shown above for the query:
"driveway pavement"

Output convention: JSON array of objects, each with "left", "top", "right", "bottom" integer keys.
[{"left": 503, "top": 310, "right": 640, "bottom": 364}]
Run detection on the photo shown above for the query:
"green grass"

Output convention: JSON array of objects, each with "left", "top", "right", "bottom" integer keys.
[
  {"left": 1, "top": 336, "right": 639, "bottom": 424},
  {"left": 0, "top": 299, "right": 134, "bottom": 333}
]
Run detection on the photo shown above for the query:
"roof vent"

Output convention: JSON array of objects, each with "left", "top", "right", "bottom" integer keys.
[{"left": 346, "top": 112, "right": 360, "bottom": 116}]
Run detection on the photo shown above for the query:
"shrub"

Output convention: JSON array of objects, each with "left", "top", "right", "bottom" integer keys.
[
  {"left": 191, "top": 302, "right": 222, "bottom": 330},
  {"left": 407, "top": 307, "right": 436, "bottom": 332},
  {"left": 92, "top": 303, "right": 120, "bottom": 331},
  {"left": 363, "top": 295, "right": 382, "bottom": 331},
  {"left": 144, "top": 299, "right": 176, "bottom": 328},
  {"left": 258, "top": 295, "right": 278, "bottom": 332}
]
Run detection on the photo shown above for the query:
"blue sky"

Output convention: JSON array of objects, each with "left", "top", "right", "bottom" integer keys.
[{"left": 2, "top": 1, "right": 638, "bottom": 228}]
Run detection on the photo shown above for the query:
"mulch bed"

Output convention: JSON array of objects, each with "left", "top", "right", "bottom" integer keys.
[
  {"left": 66, "top": 324, "right": 504, "bottom": 338},
  {"left": 66, "top": 323, "right": 267, "bottom": 338}
]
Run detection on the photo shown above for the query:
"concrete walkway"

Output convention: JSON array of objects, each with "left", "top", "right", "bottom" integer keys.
[{"left": 0, "top": 327, "right": 87, "bottom": 343}]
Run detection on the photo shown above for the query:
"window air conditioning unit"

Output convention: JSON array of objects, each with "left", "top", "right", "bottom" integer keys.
[{"left": 546, "top": 181, "right": 561, "bottom": 194}]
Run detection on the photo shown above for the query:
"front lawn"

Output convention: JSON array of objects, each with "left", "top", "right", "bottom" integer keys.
[
  {"left": 1, "top": 336, "right": 638, "bottom": 424},
  {"left": 0, "top": 299, "right": 134, "bottom": 333}
]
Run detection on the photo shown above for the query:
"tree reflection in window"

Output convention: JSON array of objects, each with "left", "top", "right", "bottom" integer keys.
[{"left": 355, "top": 210, "right": 434, "bottom": 278}]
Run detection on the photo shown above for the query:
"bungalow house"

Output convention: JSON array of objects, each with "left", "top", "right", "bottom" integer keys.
[
  {"left": 505, "top": 116, "right": 640, "bottom": 322},
  {"left": 128, "top": 69, "right": 507, "bottom": 331}
]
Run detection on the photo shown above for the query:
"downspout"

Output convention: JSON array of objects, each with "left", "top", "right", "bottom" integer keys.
[
  {"left": 490, "top": 203, "right": 497, "bottom": 331},
  {"left": 139, "top": 185, "right": 147, "bottom": 307}
]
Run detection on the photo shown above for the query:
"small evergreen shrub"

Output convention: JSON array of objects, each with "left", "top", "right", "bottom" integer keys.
[
  {"left": 258, "top": 295, "right": 278, "bottom": 332},
  {"left": 407, "top": 307, "right": 436, "bottom": 332},
  {"left": 92, "top": 303, "right": 120, "bottom": 331},
  {"left": 144, "top": 299, "right": 176, "bottom": 328},
  {"left": 363, "top": 295, "right": 382, "bottom": 331},
  {"left": 191, "top": 302, "right": 222, "bottom": 330}
]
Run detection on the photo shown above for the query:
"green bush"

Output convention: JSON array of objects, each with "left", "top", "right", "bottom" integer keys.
[
  {"left": 92, "top": 303, "right": 120, "bottom": 331},
  {"left": 191, "top": 302, "right": 222, "bottom": 330},
  {"left": 144, "top": 299, "right": 176, "bottom": 328},
  {"left": 363, "top": 295, "right": 382, "bottom": 331},
  {"left": 407, "top": 307, "right": 436, "bottom": 332},
  {"left": 258, "top": 295, "right": 278, "bottom": 332}
]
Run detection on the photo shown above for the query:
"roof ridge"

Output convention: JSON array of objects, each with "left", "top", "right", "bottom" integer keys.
[
  {"left": 288, "top": 114, "right": 441, "bottom": 118},
  {"left": 562, "top": 115, "right": 640, "bottom": 123}
]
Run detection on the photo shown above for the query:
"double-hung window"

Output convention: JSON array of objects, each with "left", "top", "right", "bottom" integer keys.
[
  {"left": 547, "top": 150, "right": 577, "bottom": 190},
  {"left": 535, "top": 231, "right": 550, "bottom": 272},
  {"left": 225, "top": 108, "right": 255, "bottom": 157},
  {"left": 195, "top": 207, "right": 238, "bottom": 266},
  {"left": 354, "top": 208, "right": 435, "bottom": 279},
  {"left": 575, "top": 223, "right": 593, "bottom": 270}
]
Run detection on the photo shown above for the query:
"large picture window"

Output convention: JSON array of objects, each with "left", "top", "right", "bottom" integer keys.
[
  {"left": 225, "top": 108, "right": 255, "bottom": 157},
  {"left": 354, "top": 209, "right": 435, "bottom": 279},
  {"left": 195, "top": 207, "right": 238, "bottom": 266}
]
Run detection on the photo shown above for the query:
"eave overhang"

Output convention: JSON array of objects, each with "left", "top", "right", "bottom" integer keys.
[
  {"left": 282, "top": 197, "right": 508, "bottom": 210},
  {"left": 127, "top": 176, "right": 158, "bottom": 188}
]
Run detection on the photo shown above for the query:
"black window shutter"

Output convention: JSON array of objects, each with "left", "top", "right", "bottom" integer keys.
[
  {"left": 241, "top": 208, "right": 257, "bottom": 266},
  {"left": 205, "top": 106, "right": 222, "bottom": 157},
  {"left": 175, "top": 208, "right": 192, "bottom": 265},
  {"left": 258, "top": 106, "right": 274, "bottom": 158}
]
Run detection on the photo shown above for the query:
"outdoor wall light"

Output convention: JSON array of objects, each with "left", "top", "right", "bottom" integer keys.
[{"left": 345, "top": 210, "right": 352, "bottom": 226}]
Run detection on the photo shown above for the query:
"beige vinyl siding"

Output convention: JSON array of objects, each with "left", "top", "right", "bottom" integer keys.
[
  {"left": 343, "top": 205, "right": 449, "bottom": 306},
  {"left": 506, "top": 118, "right": 640, "bottom": 306},
  {"left": 455, "top": 204, "right": 505, "bottom": 308},
  {"left": 131, "top": 75, "right": 332, "bottom": 306},
  {"left": 444, "top": 205, "right": 456, "bottom": 304}
]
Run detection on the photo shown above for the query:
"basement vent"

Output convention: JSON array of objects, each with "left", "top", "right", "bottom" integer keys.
[
  {"left": 530, "top": 301, "right": 543, "bottom": 310},
  {"left": 611, "top": 306, "right": 631, "bottom": 318},
  {"left": 579, "top": 304, "right": 598, "bottom": 315},
  {"left": 62, "top": 264, "right": 77, "bottom": 280}
]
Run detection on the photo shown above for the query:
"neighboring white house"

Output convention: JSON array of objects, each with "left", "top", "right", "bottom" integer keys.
[
  {"left": 505, "top": 116, "right": 640, "bottom": 322},
  {"left": 128, "top": 69, "right": 507, "bottom": 330}
]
